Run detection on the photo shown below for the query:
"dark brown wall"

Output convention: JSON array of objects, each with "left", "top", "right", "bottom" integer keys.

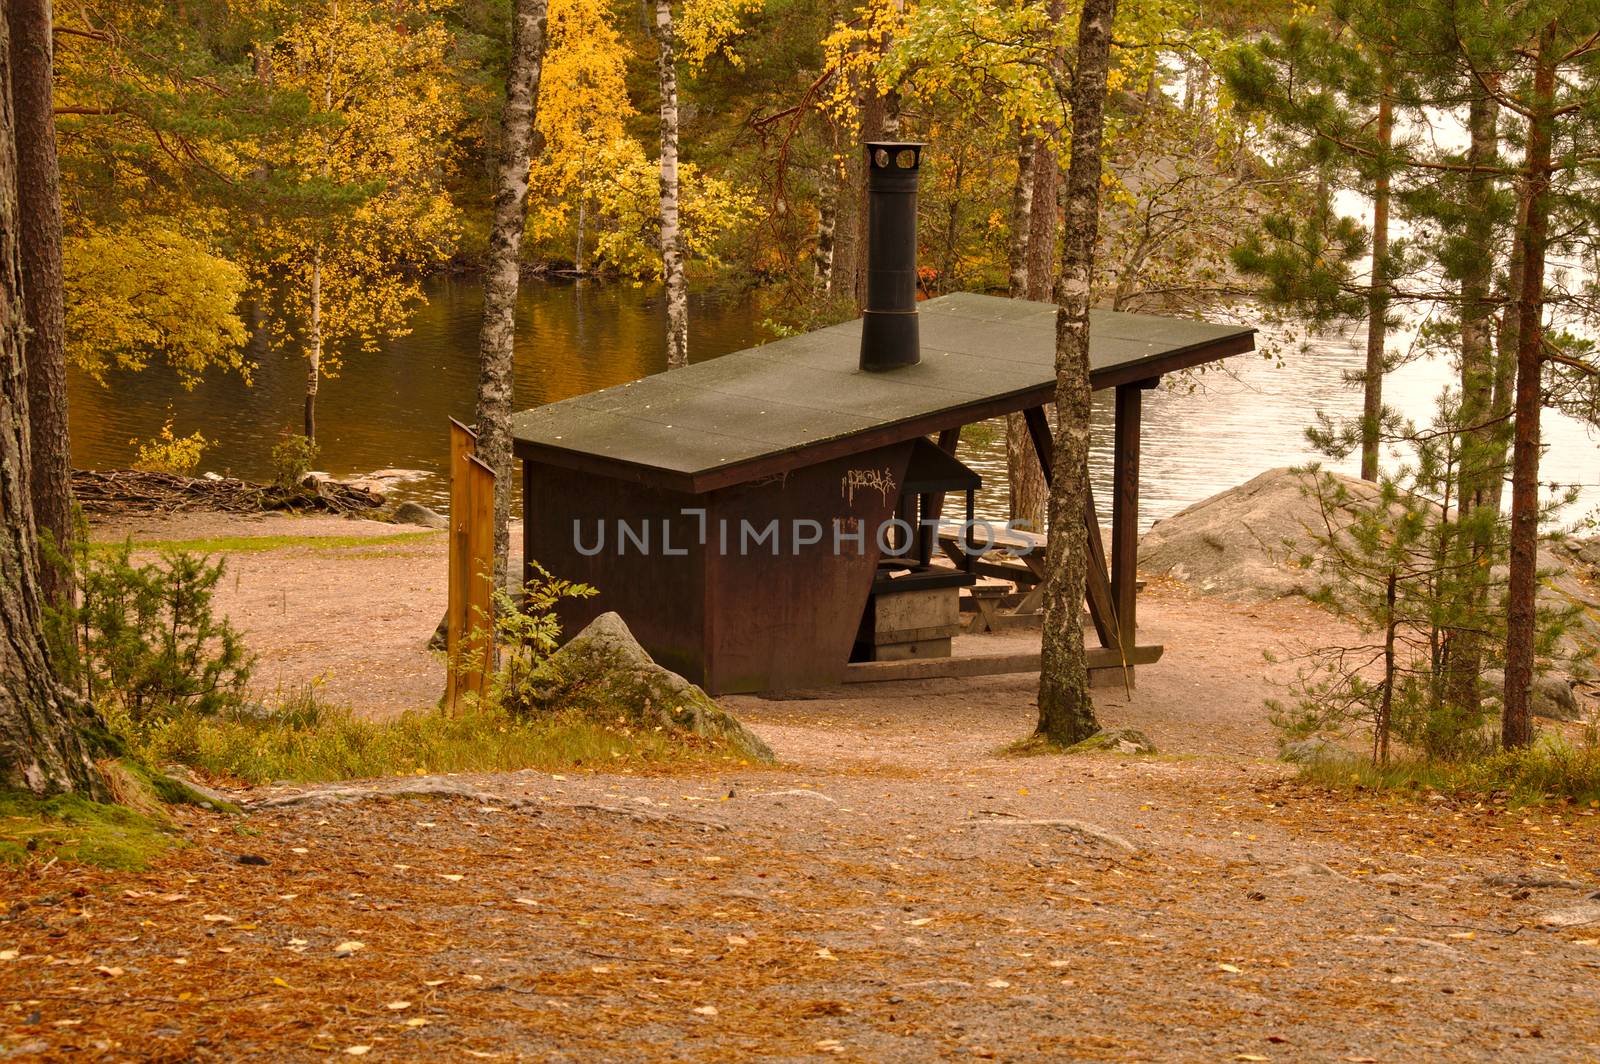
[
  {"left": 523, "top": 441, "right": 915, "bottom": 694},
  {"left": 704, "top": 443, "right": 911, "bottom": 693},
  {"left": 524, "top": 463, "right": 708, "bottom": 681}
]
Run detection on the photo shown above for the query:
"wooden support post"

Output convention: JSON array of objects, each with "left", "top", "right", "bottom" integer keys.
[
  {"left": 445, "top": 419, "right": 476, "bottom": 713},
  {"left": 462, "top": 454, "right": 498, "bottom": 707},
  {"left": 1021, "top": 404, "right": 1118, "bottom": 650},
  {"left": 1112, "top": 383, "right": 1144, "bottom": 681}
]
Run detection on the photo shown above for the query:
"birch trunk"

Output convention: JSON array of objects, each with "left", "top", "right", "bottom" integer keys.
[
  {"left": 1359, "top": 70, "right": 1393, "bottom": 482},
  {"left": 477, "top": 0, "right": 550, "bottom": 587},
  {"left": 1036, "top": 0, "right": 1117, "bottom": 745},
  {"left": 8, "top": 0, "right": 70, "bottom": 608},
  {"left": 0, "top": 8, "right": 107, "bottom": 797},
  {"left": 304, "top": 243, "right": 321, "bottom": 441},
  {"left": 655, "top": 0, "right": 688, "bottom": 369},
  {"left": 1503, "top": 24, "right": 1557, "bottom": 750},
  {"left": 814, "top": 153, "right": 838, "bottom": 285},
  {"left": 1008, "top": 125, "right": 1033, "bottom": 298}
]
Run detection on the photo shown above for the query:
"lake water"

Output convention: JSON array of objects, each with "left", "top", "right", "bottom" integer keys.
[{"left": 67, "top": 277, "right": 1599, "bottom": 531}]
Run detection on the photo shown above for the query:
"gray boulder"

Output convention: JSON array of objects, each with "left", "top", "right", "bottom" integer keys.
[
  {"left": 394, "top": 501, "right": 448, "bottom": 529},
  {"left": 536, "top": 612, "right": 775, "bottom": 762},
  {"left": 1532, "top": 675, "right": 1581, "bottom": 721},
  {"left": 1483, "top": 670, "right": 1584, "bottom": 722}
]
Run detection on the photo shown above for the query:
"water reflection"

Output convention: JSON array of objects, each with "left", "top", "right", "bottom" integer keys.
[{"left": 67, "top": 279, "right": 1598, "bottom": 529}]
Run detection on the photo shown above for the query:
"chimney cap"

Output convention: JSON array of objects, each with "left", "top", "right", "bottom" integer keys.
[{"left": 865, "top": 142, "right": 925, "bottom": 172}]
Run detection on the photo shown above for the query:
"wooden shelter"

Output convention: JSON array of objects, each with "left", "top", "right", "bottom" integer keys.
[{"left": 511, "top": 292, "right": 1254, "bottom": 694}]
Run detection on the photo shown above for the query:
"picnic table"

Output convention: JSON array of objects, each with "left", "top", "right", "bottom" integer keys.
[{"left": 937, "top": 522, "right": 1047, "bottom": 632}]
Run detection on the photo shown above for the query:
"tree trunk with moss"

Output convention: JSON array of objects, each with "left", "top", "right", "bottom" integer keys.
[
  {"left": 0, "top": 8, "right": 107, "bottom": 798},
  {"left": 1036, "top": 0, "right": 1117, "bottom": 746},
  {"left": 478, "top": 0, "right": 550, "bottom": 587}
]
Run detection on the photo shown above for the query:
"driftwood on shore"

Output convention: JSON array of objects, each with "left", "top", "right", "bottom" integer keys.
[{"left": 72, "top": 469, "right": 386, "bottom": 517}]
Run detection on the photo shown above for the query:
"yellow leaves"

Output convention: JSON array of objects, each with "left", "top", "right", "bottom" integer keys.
[
  {"left": 676, "top": 0, "right": 764, "bottom": 72},
  {"left": 130, "top": 418, "right": 208, "bottom": 477},
  {"left": 64, "top": 223, "right": 250, "bottom": 390}
]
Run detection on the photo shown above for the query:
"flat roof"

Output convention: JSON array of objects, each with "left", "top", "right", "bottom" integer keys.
[{"left": 511, "top": 292, "right": 1255, "bottom": 493}]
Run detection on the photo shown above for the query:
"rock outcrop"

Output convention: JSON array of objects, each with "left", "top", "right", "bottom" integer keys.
[
  {"left": 536, "top": 613, "right": 775, "bottom": 762},
  {"left": 1139, "top": 467, "right": 1598, "bottom": 712},
  {"left": 1139, "top": 467, "right": 1377, "bottom": 602}
]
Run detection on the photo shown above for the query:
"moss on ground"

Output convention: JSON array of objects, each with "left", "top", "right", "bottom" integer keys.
[{"left": 0, "top": 790, "right": 179, "bottom": 870}]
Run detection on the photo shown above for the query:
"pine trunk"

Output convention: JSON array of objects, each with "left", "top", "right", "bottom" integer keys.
[
  {"left": 9, "top": 0, "right": 70, "bottom": 608},
  {"left": 1442, "top": 83, "right": 1499, "bottom": 715},
  {"left": 655, "top": 0, "right": 688, "bottom": 370},
  {"left": 1502, "top": 25, "right": 1557, "bottom": 750},
  {"left": 1036, "top": 0, "right": 1117, "bottom": 746},
  {"left": 1024, "top": 133, "right": 1058, "bottom": 303},
  {"left": 477, "top": 0, "right": 549, "bottom": 588},
  {"left": 0, "top": 8, "right": 107, "bottom": 797},
  {"left": 1359, "top": 74, "right": 1392, "bottom": 483}
]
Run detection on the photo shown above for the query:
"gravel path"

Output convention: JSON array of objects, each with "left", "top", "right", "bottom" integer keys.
[{"left": 7, "top": 514, "right": 1593, "bottom": 1060}]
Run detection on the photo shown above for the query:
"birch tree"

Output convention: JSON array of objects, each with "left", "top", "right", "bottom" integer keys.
[
  {"left": 477, "top": 0, "right": 550, "bottom": 587},
  {"left": 1036, "top": 0, "right": 1118, "bottom": 745},
  {"left": 655, "top": 0, "right": 690, "bottom": 368},
  {"left": 255, "top": 0, "right": 461, "bottom": 441},
  {"left": 652, "top": 0, "right": 760, "bottom": 369}
]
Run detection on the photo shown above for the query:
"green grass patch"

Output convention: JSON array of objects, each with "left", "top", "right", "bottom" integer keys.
[
  {"left": 0, "top": 790, "right": 179, "bottom": 870},
  {"left": 1297, "top": 738, "right": 1600, "bottom": 807},
  {"left": 92, "top": 530, "right": 442, "bottom": 556},
  {"left": 124, "top": 690, "right": 748, "bottom": 786}
]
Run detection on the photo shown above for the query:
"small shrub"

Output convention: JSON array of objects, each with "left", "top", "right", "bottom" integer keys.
[
  {"left": 130, "top": 418, "right": 207, "bottom": 476},
  {"left": 46, "top": 539, "right": 253, "bottom": 728},
  {"left": 481, "top": 562, "right": 597, "bottom": 715},
  {"left": 270, "top": 432, "right": 320, "bottom": 489}
]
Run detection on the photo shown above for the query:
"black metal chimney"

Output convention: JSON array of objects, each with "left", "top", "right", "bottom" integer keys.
[{"left": 859, "top": 142, "right": 923, "bottom": 372}]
